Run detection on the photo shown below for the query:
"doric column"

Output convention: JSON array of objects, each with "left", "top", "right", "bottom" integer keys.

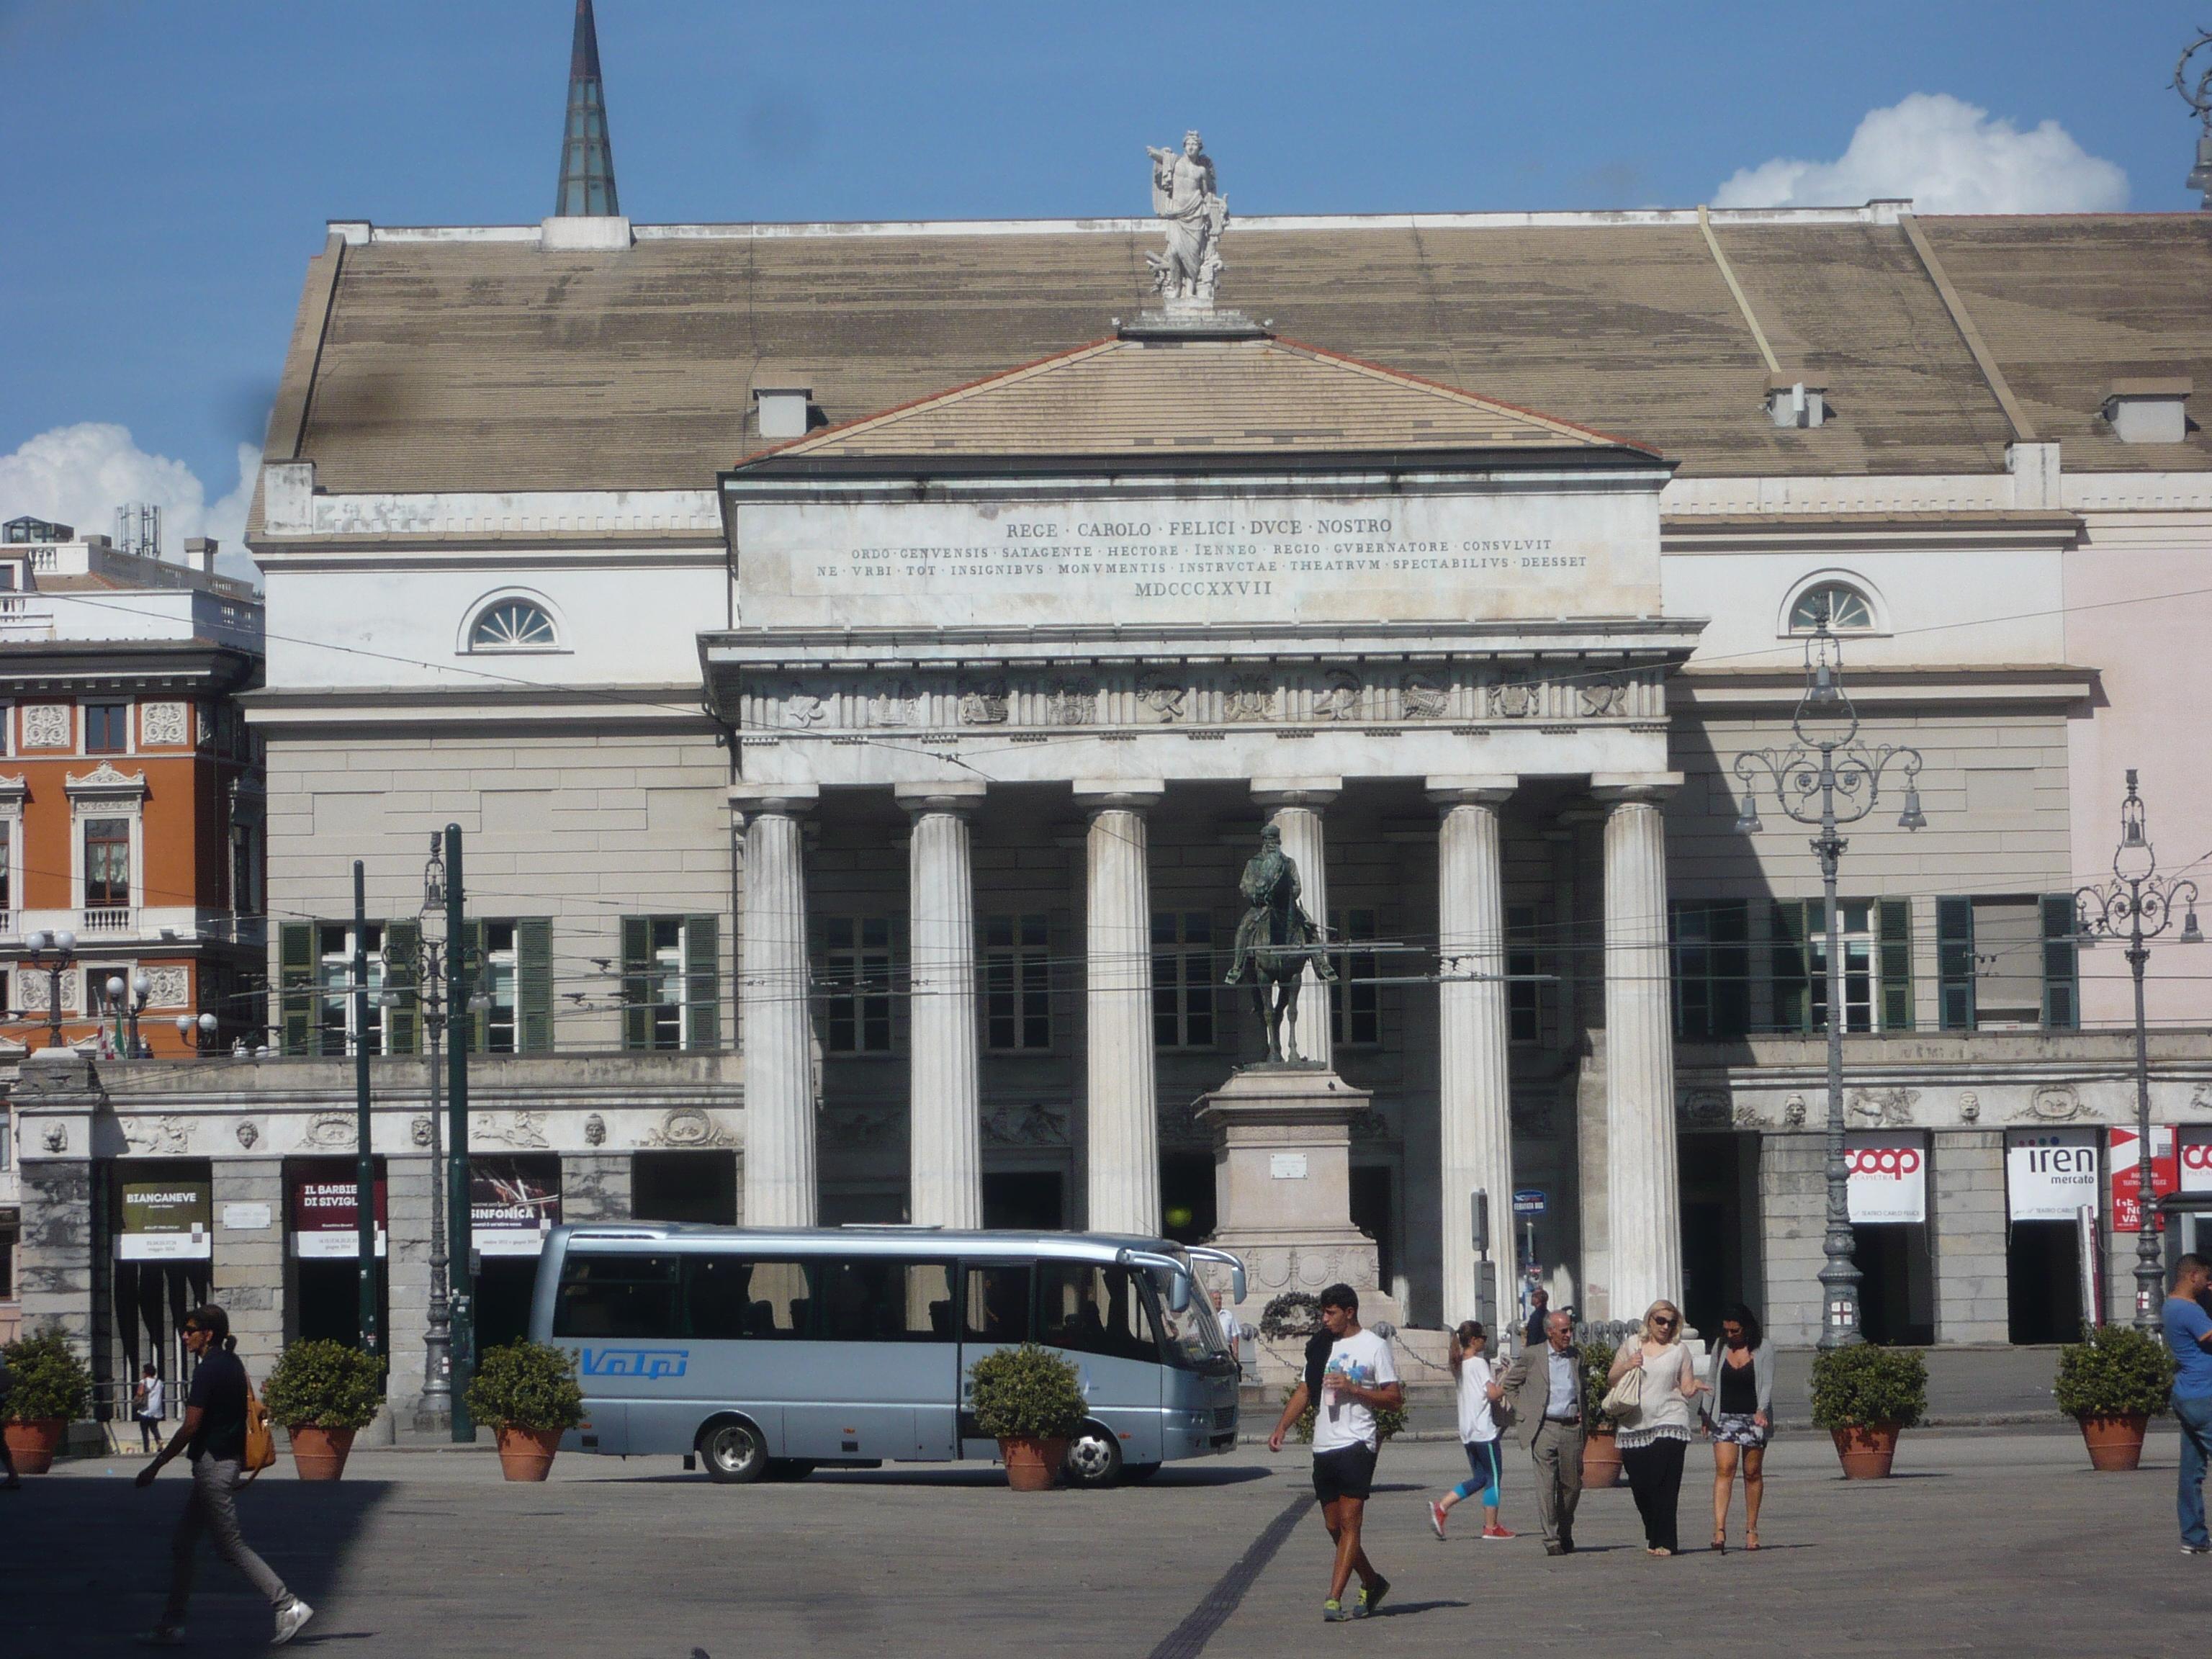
[
  {"left": 1249, "top": 778, "right": 1341, "bottom": 1071},
  {"left": 731, "top": 783, "right": 819, "bottom": 1228},
  {"left": 1076, "top": 781, "right": 1164, "bottom": 1236},
  {"left": 897, "top": 782, "right": 986, "bottom": 1229},
  {"left": 1429, "top": 775, "right": 1518, "bottom": 1327},
  {"left": 1593, "top": 773, "right": 1684, "bottom": 1320}
]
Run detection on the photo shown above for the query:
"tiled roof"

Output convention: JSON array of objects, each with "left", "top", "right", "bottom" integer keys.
[{"left": 260, "top": 212, "right": 2212, "bottom": 508}]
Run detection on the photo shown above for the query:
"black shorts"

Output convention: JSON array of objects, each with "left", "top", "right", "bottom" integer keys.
[{"left": 1312, "top": 1442, "right": 1378, "bottom": 1504}]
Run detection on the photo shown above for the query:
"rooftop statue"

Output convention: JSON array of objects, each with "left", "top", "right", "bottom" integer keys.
[
  {"left": 1146, "top": 131, "right": 1228, "bottom": 304},
  {"left": 1223, "top": 822, "right": 1334, "bottom": 1064}
]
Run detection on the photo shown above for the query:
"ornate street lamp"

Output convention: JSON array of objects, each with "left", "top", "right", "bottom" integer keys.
[
  {"left": 1730, "top": 606, "right": 1928, "bottom": 1349},
  {"left": 2075, "top": 770, "right": 2202, "bottom": 1329},
  {"left": 105, "top": 970, "right": 151, "bottom": 1057},
  {"left": 25, "top": 928, "right": 78, "bottom": 1050},
  {"left": 174, "top": 1011, "right": 221, "bottom": 1055},
  {"left": 383, "top": 835, "right": 458, "bottom": 1428}
]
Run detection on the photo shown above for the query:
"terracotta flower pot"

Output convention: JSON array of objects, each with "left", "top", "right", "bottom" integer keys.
[
  {"left": 1830, "top": 1422, "right": 1902, "bottom": 1480},
  {"left": 495, "top": 1426, "right": 565, "bottom": 1482},
  {"left": 2077, "top": 1412, "right": 2149, "bottom": 1473},
  {"left": 997, "top": 1436, "right": 1070, "bottom": 1492},
  {"left": 1581, "top": 1429, "right": 1622, "bottom": 1490},
  {"left": 287, "top": 1425, "right": 356, "bottom": 1481},
  {"left": 3, "top": 1419, "right": 66, "bottom": 1476}
]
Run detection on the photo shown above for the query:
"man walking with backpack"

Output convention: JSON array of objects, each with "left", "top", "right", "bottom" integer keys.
[{"left": 134, "top": 1304, "right": 313, "bottom": 1647}]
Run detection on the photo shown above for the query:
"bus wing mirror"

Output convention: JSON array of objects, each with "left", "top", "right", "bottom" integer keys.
[
  {"left": 1184, "top": 1246, "right": 1247, "bottom": 1304},
  {"left": 1117, "top": 1248, "right": 1194, "bottom": 1311}
]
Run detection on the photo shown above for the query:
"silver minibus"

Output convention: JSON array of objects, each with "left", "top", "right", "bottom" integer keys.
[{"left": 529, "top": 1223, "right": 1245, "bottom": 1486}]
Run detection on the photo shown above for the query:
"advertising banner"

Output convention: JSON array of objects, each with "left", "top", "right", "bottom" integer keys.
[
  {"left": 1845, "top": 1133, "right": 1927, "bottom": 1224},
  {"left": 2110, "top": 1126, "right": 2178, "bottom": 1233},
  {"left": 2006, "top": 1130, "right": 2100, "bottom": 1223},
  {"left": 119, "top": 1177, "right": 212, "bottom": 1261},
  {"left": 470, "top": 1156, "right": 562, "bottom": 1256},
  {"left": 2180, "top": 1130, "right": 2212, "bottom": 1195},
  {"left": 289, "top": 1160, "right": 388, "bottom": 1259}
]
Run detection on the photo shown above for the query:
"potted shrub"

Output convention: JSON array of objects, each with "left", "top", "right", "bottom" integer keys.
[
  {"left": 466, "top": 1341, "right": 585, "bottom": 1482},
  {"left": 1578, "top": 1340, "right": 1623, "bottom": 1489},
  {"left": 2054, "top": 1323, "right": 2175, "bottom": 1472},
  {"left": 261, "top": 1340, "right": 387, "bottom": 1480},
  {"left": 968, "top": 1342, "right": 1087, "bottom": 1491},
  {"left": 1809, "top": 1343, "right": 1927, "bottom": 1478},
  {"left": 1, "top": 1329, "right": 93, "bottom": 1475}
]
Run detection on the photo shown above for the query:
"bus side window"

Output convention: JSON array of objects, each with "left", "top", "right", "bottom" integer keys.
[
  {"left": 553, "top": 1253, "right": 680, "bottom": 1341},
  {"left": 1038, "top": 1262, "right": 1158, "bottom": 1363},
  {"left": 962, "top": 1264, "right": 1032, "bottom": 1344},
  {"left": 683, "top": 1255, "right": 753, "bottom": 1340},
  {"left": 819, "top": 1259, "right": 956, "bottom": 1341}
]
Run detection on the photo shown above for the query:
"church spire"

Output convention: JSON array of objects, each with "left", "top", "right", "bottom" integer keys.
[{"left": 554, "top": 0, "right": 619, "bottom": 217}]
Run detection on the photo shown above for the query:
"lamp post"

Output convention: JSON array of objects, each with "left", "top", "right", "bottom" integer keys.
[
  {"left": 1730, "top": 607, "right": 1928, "bottom": 1350},
  {"left": 174, "top": 1011, "right": 220, "bottom": 1054},
  {"left": 105, "top": 970, "right": 151, "bottom": 1057},
  {"left": 2074, "top": 770, "right": 2202, "bottom": 1329},
  {"left": 26, "top": 928, "right": 77, "bottom": 1049},
  {"left": 383, "top": 835, "right": 457, "bottom": 1429}
]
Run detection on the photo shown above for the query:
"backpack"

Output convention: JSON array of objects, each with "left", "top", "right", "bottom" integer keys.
[{"left": 240, "top": 1370, "right": 277, "bottom": 1479}]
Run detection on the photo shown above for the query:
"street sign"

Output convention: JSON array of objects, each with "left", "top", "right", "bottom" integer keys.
[{"left": 1512, "top": 1188, "right": 1546, "bottom": 1217}]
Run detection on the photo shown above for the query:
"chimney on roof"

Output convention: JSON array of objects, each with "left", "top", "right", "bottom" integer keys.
[
  {"left": 1766, "top": 375, "right": 1828, "bottom": 430},
  {"left": 2103, "top": 378, "right": 2193, "bottom": 445},
  {"left": 755, "top": 386, "right": 815, "bottom": 441},
  {"left": 185, "top": 536, "right": 217, "bottom": 575},
  {"left": 554, "top": 0, "right": 620, "bottom": 218}
]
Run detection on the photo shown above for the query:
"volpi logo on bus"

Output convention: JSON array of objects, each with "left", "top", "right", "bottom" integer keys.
[
  {"left": 581, "top": 1348, "right": 690, "bottom": 1380},
  {"left": 1845, "top": 1146, "right": 1923, "bottom": 1179}
]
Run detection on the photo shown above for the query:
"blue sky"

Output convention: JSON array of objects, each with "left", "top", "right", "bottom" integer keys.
[{"left": 1, "top": 0, "right": 2205, "bottom": 561}]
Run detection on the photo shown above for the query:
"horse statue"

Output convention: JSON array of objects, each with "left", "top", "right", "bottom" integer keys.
[{"left": 1222, "top": 823, "right": 1334, "bottom": 1063}]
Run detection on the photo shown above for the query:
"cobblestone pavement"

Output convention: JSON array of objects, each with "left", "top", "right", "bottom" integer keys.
[{"left": 16, "top": 1426, "right": 2203, "bottom": 1657}]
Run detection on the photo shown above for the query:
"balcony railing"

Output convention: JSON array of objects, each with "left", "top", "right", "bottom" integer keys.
[{"left": 80, "top": 907, "right": 137, "bottom": 935}]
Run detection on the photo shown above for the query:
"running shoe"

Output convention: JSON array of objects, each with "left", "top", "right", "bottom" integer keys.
[
  {"left": 1354, "top": 1576, "right": 1391, "bottom": 1617},
  {"left": 2185, "top": 1544, "right": 2211, "bottom": 1556},
  {"left": 1482, "top": 1524, "right": 1517, "bottom": 1539},
  {"left": 1323, "top": 1599, "right": 1353, "bottom": 1623},
  {"left": 1428, "top": 1498, "right": 1449, "bottom": 1539},
  {"left": 272, "top": 1597, "right": 315, "bottom": 1647}
]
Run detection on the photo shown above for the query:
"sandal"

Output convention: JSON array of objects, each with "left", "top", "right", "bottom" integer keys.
[
  {"left": 1745, "top": 1529, "right": 1761, "bottom": 1552},
  {"left": 1711, "top": 1533, "right": 1726, "bottom": 1554}
]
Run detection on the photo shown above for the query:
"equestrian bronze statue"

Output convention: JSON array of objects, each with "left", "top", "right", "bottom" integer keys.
[{"left": 1222, "top": 823, "right": 1335, "bottom": 1064}]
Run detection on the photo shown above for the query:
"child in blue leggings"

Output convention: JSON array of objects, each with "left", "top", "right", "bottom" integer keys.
[{"left": 1429, "top": 1321, "right": 1513, "bottom": 1539}]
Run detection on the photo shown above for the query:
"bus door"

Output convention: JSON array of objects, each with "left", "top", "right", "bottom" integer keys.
[
  {"left": 783, "top": 1256, "right": 960, "bottom": 1462},
  {"left": 957, "top": 1259, "right": 1034, "bottom": 1460},
  {"left": 1035, "top": 1260, "right": 1166, "bottom": 1467}
]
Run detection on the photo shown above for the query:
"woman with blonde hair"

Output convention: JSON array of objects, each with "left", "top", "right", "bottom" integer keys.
[{"left": 1605, "top": 1299, "right": 1707, "bottom": 1556}]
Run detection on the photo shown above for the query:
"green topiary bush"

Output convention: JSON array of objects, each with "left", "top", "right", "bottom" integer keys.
[
  {"left": 968, "top": 1343, "right": 1087, "bottom": 1441},
  {"left": 1, "top": 1328, "right": 93, "bottom": 1422},
  {"left": 1810, "top": 1343, "right": 1928, "bottom": 1431},
  {"left": 1579, "top": 1341, "right": 1620, "bottom": 1431},
  {"left": 2054, "top": 1324, "right": 2175, "bottom": 1420},
  {"left": 466, "top": 1341, "right": 585, "bottom": 1434},
  {"left": 261, "top": 1339, "right": 387, "bottom": 1431}
]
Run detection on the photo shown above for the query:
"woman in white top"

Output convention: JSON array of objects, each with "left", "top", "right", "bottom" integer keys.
[
  {"left": 1605, "top": 1299, "right": 1707, "bottom": 1555},
  {"left": 1427, "top": 1321, "right": 1513, "bottom": 1541}
]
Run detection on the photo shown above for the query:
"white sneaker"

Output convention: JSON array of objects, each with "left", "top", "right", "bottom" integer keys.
[{"left": 271, "top": 1598, "right": 315, "bottom": 1647}]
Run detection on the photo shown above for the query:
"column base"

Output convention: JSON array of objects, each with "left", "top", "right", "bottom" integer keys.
[{"left": 1196, "top": 1064, "right": 1401, "bottom": 1332}]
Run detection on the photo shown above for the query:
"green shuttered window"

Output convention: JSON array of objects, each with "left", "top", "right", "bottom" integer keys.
[{"left": 622, "top": 915, "right": 721, "bottom": 1051}]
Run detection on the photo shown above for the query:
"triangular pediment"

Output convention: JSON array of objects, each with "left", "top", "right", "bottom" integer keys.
[{"left": 733, "top": 333, "right": 1657, "bottom": 467}]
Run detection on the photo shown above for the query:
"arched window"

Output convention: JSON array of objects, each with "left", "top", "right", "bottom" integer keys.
[
  {"left": 469, "top": 599, "right": 559, "bottom": 652},
  {"left": 1789, "top": 581, "right": 1875, "bottom": 633}
]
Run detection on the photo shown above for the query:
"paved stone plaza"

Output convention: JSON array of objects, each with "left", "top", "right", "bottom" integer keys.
[{"left": 12, "top": 1426, "right": 2201, "bottom": 1657}]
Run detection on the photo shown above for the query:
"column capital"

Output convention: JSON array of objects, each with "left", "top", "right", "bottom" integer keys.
[
  {"left": 1590, "top": 771, "right": 1683, "bottom": 806},
  {"left": 728, "top": 781, "right": 820, "bottom": 818},
  {"left": 1073, "top": 779, "right": 1165, "bottom": 814},
  {"left": 1250, "top": 775, "right": 1342, "bottom": 811},
  {"left": 1427, "top": 773, "right": 1519, "bottom": 809},
  {"left": 894, "top": 780, "right": 987, "bottom": 817}
]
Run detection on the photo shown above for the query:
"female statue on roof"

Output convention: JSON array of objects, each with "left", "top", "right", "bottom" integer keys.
[{"left": 1146, "top": 131, "right": 1228, "bottom": 302}]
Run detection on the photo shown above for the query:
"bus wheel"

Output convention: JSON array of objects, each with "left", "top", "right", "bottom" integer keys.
[
  {"left": 1061, "top": 1424, "right": 1124, "bottom": 1489},
  {"left": 699, "top": 1420, "right": 768, "bottom": 1484},
  {"left": 1122, "top": 1461, "right": 1161, "bottom": 1483},
  {"left": 764, "top": 1460, "right": 816, "bottom": 1482}
]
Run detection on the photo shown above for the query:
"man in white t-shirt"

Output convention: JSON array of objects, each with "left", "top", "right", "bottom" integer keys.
[
  {"left": 1268, "top": 1282, "right": 1403, "bottom": 1622},
  {"left": 1211, "top": 1290, "right": 1244, "bottom": 1362}
]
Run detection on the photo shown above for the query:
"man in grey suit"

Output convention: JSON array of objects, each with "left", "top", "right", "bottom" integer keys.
[{"left": 1499, "top": 1310, "right": 1585, "bottom": 1555}]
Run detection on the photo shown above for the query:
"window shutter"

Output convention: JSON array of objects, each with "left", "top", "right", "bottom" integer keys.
[
  {"left": 386, "top": 918, "right": 420, "bottom": 1056},
  {"left": 1937, "top": 897, "right": 1976, "bottom": 1032},
  {"left": 1770, "top": 901, "right": 1809, "bottom": 1033},
  {"left": 1878, "top": 899, "right": 1914, "bottom": 1032},
  {"left": 685, "top": 914, "right": 720, "bottom": 1050},
  {"left": 518, "top": 917, "right": 554, "bottom": 1053},
  {"left": 621, "top": 916, "right": 652, "bottom": 1052},
  {"left": 2041, "top": 894, "right": 2080, "bottom": 1030},
  {"left": 279, "top": 922, "right": 315, "bottom": 1056}
]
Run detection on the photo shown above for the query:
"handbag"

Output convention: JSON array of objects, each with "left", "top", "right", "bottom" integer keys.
[
  {"left": 240, "top": 1372, "right": 277, "bottom": 1479},
  {"left": 1599, "top": 1356, "right": 1645, "bottom": 1426}
]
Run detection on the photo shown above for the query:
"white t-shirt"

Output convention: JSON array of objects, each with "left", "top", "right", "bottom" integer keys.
[
  {"left": 1312, "top": 1328, "right": 1398, "bottom": 1454},
  {"left": 142, "top": 1377, "right": 165, "bottom": 1416},
  {"left": 1217, "top": 1308, "right": 1244, "bottom": 1352},
  {"left": 1454, "top": 1353, "right": 1498, "bottom": 1443}
]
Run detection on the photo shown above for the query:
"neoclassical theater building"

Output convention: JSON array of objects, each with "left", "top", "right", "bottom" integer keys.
[{"left": 14, "top": 110, "right": 2212, "bottom": 1406}]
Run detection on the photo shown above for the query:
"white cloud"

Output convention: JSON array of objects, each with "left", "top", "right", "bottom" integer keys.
[
  {"left": 1714, "top": 92, "right": 2128, "bottom": 215},
  {"left": 0, "top": 423, "right": 261, "bottom": 584}
]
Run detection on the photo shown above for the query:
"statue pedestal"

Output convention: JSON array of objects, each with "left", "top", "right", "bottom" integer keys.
[{"left": 1197, "top": 1064, "right": 1401, "bottom": 1361}]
